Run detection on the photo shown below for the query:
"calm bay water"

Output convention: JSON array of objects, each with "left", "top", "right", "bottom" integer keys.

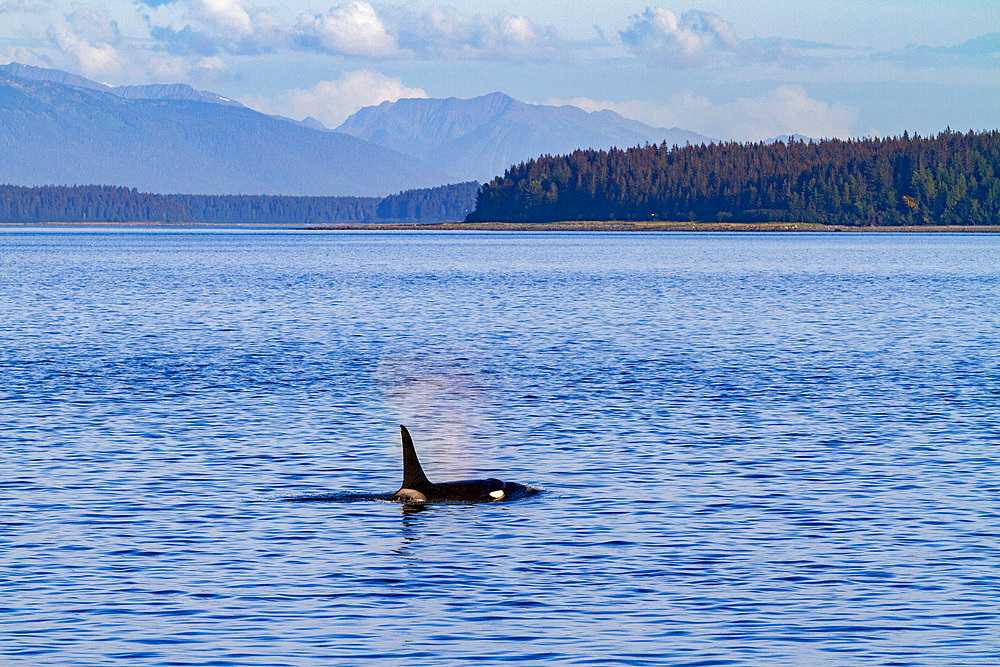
[{"left": 1, "top": 229, "right": 998, "bottom": 665}]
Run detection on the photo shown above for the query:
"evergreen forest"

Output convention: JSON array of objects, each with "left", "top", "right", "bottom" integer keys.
[
  {"left": 467, "top": 130, "right": 1000, "bottom": 225},
  {"left": 0, "top": 181, "right": 479, "bottom": 224}
]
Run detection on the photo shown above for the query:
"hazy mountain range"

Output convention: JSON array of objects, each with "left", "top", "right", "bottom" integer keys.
[
  {"left": 0, "top": 62, "right": 243, "bottom": 107},
  {"left": 0, "top": 65, "right": 454, "bottom": 196},
  {"left": 335, "top": 93, "right": 712, "bottom": 183},
  {"left": 0, "top": 63, "right": 712, "bottom": 196}
]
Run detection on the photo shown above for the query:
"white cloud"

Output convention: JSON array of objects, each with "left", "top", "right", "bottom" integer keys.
[
  {"left": 296, "top": 2, "right": 400, "bottom": 57},
  {"left": 0, "top": 45, "right": 52, "bottom": 67},
  {"left": 144, "top": 53, "right": 227, "bottom": 81},
  {"left": 872, "top": 32, "right": 1000, "bottom": 69},
  {"left": 245, "top": 70, "right": 427, "bottom": 128},
  {"left": 141, "top": 1, "right": 558, "bottom": 61},
  {"left": 0, "top": 0, "right": 51, "bottom": 14},
  {"left": 500, "top": 15, "right": 534, "bottom": 44},
  {"left": 292, "top": 3, "right": 558, "bottom": 60},
  {"left": 190, "top": 0, "right": 252, "bottom": 36},
  {"left": 553, "top": 86, "right": 858, "bottom": 141},
  {"left": 47, "top": 8, "right": 228, "bottom": 83},
  {"left": 143, "top": 0, "right": 287, "bottom": 55},
  {"left": 47, "top": 21, "right": 126, "bottom": 78},
  {"left": 620, "top": 7, "right": 769, "bottom": 66},
  {"left": 388, "top": 6, "right": 560, "bottom": 59}
]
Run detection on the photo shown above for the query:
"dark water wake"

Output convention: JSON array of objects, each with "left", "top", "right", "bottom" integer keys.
[
  {"left": 283, "top": 491, "right": 395, "bottom": 503},
  {"left": 283, "top": 485, "right": 544, "bottom": 504}
]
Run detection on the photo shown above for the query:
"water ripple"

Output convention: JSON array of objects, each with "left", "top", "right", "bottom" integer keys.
[{"left": 1, "top": 230, "right": 998, "bottom": 665}]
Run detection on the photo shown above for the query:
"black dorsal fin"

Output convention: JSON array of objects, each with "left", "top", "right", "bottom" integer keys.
[{"left": 399, "top": 425, "right": 431, "bottom": 489}]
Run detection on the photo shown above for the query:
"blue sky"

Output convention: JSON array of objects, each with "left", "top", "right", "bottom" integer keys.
[{"left": 1, "top": 1, "right": 998, "bottom": 139}]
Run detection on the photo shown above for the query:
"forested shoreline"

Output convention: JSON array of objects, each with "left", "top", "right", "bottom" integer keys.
[
  {"left": 0, "top": 181, "right": 479, "bottom": 224},
  {"left": 467, "top": 130, "right": 1000, "bottom": 226},
  {"left": 8, "top": 130, "right": 1000, "bottom": 227}
]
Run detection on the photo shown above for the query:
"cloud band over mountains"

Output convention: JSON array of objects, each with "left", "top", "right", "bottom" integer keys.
[
  {"left": 0, "top": 2, "right": 997, "bottom": 140},
  {"left": 133, "top": 0, "right": 560, "bottom": 60},
  {"left": 19, "top": 1, "right": 988, "bottom": 81}
]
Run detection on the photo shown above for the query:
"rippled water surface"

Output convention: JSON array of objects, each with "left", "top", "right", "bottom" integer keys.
[{"left": 1, "top": 230, "right": 999, "bottom": 665}]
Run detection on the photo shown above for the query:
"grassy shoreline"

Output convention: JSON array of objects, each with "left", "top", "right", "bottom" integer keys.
[
  {"left": 301, "top": 221, "right": 1000, "bottom": 232},
  {"left": 2, "top": 220, "right": 999, "bottom": 232}
]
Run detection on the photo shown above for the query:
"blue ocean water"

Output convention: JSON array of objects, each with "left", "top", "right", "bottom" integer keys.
[{"left": 1, "top": 229, "right": 998, "bottom": 666}]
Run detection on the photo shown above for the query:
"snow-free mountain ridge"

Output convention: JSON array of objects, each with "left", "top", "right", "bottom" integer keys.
[
  {"left": 336, "top": 92, "right": 713, "bottom": 183},
  {"left": 0, "top": 65, "right": 449, "bottom": 196},
  {"left": 0, "top": 62, "right": 243, "bottom": 107},
  {"left": 0, "top": 62, "right": 714, "bottom": 195}
]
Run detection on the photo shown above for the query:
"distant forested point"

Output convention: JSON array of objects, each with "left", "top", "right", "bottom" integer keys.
[
  {"left": 376, "top": 181, "right": 479, "bottom": 222},
  {"left": 0, "top": 181, "right": 479, "bottom": 224},
  {"left": 467, "top": 129, "right": 1000, "bottom": 226}
]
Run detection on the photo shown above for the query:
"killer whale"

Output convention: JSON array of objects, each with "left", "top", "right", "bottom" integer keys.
[{"left": 388, "top": 425, "right": 537, "bottom": 504}]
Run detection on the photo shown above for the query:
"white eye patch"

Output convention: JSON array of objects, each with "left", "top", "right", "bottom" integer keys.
[{"left": 489, "top": 490, "right": 505, "bottom": 499}]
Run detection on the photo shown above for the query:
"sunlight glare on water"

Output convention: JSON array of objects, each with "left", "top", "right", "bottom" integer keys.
[{"left": 1, "top": 230, "right": 998, "bottom": 665}]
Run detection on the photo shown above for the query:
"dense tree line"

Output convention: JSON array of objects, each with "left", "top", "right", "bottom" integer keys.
[
  {"left": 377, "top": 181, "right": 479, "bottom": 221},
  {"left": 467, "top": 130, "right": 1000, "bottom": 225},
  {"left": 0, "top": 182, "right": 478, "bottom": 223}
]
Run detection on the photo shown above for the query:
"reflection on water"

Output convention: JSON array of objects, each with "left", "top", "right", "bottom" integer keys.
[
  {"left": 400, "top": 502, "right": 430, "bottom": 517},
  {"left": 395, "top": 503, "right": 428, "bottom": 557},
  {"left": 1, "top": 230, "right": 999, "bottom": 665}
]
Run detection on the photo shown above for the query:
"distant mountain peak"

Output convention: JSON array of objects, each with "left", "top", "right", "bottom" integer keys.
[
  {"left": 298, "top": 116, "right": 328, "bottom": 131},
  {"left": 0, "top": 70, "right": 452, "bottom": 196},
  {"left": 335, "top": 93, "right": 712, "bottom": 183},
  {"left": 0, "top": 62, "right": 243, "bottom": 107},
  {"left": 1, "top": 62, "right": 108, "bottom": 91},
  {"left": 475, "top": 91, "right": 518, "bottom": 106}
]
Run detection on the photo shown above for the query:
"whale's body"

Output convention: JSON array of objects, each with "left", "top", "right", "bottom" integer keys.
[{"left": 388, "top": 425, "right": 536, "bottom": 504}]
